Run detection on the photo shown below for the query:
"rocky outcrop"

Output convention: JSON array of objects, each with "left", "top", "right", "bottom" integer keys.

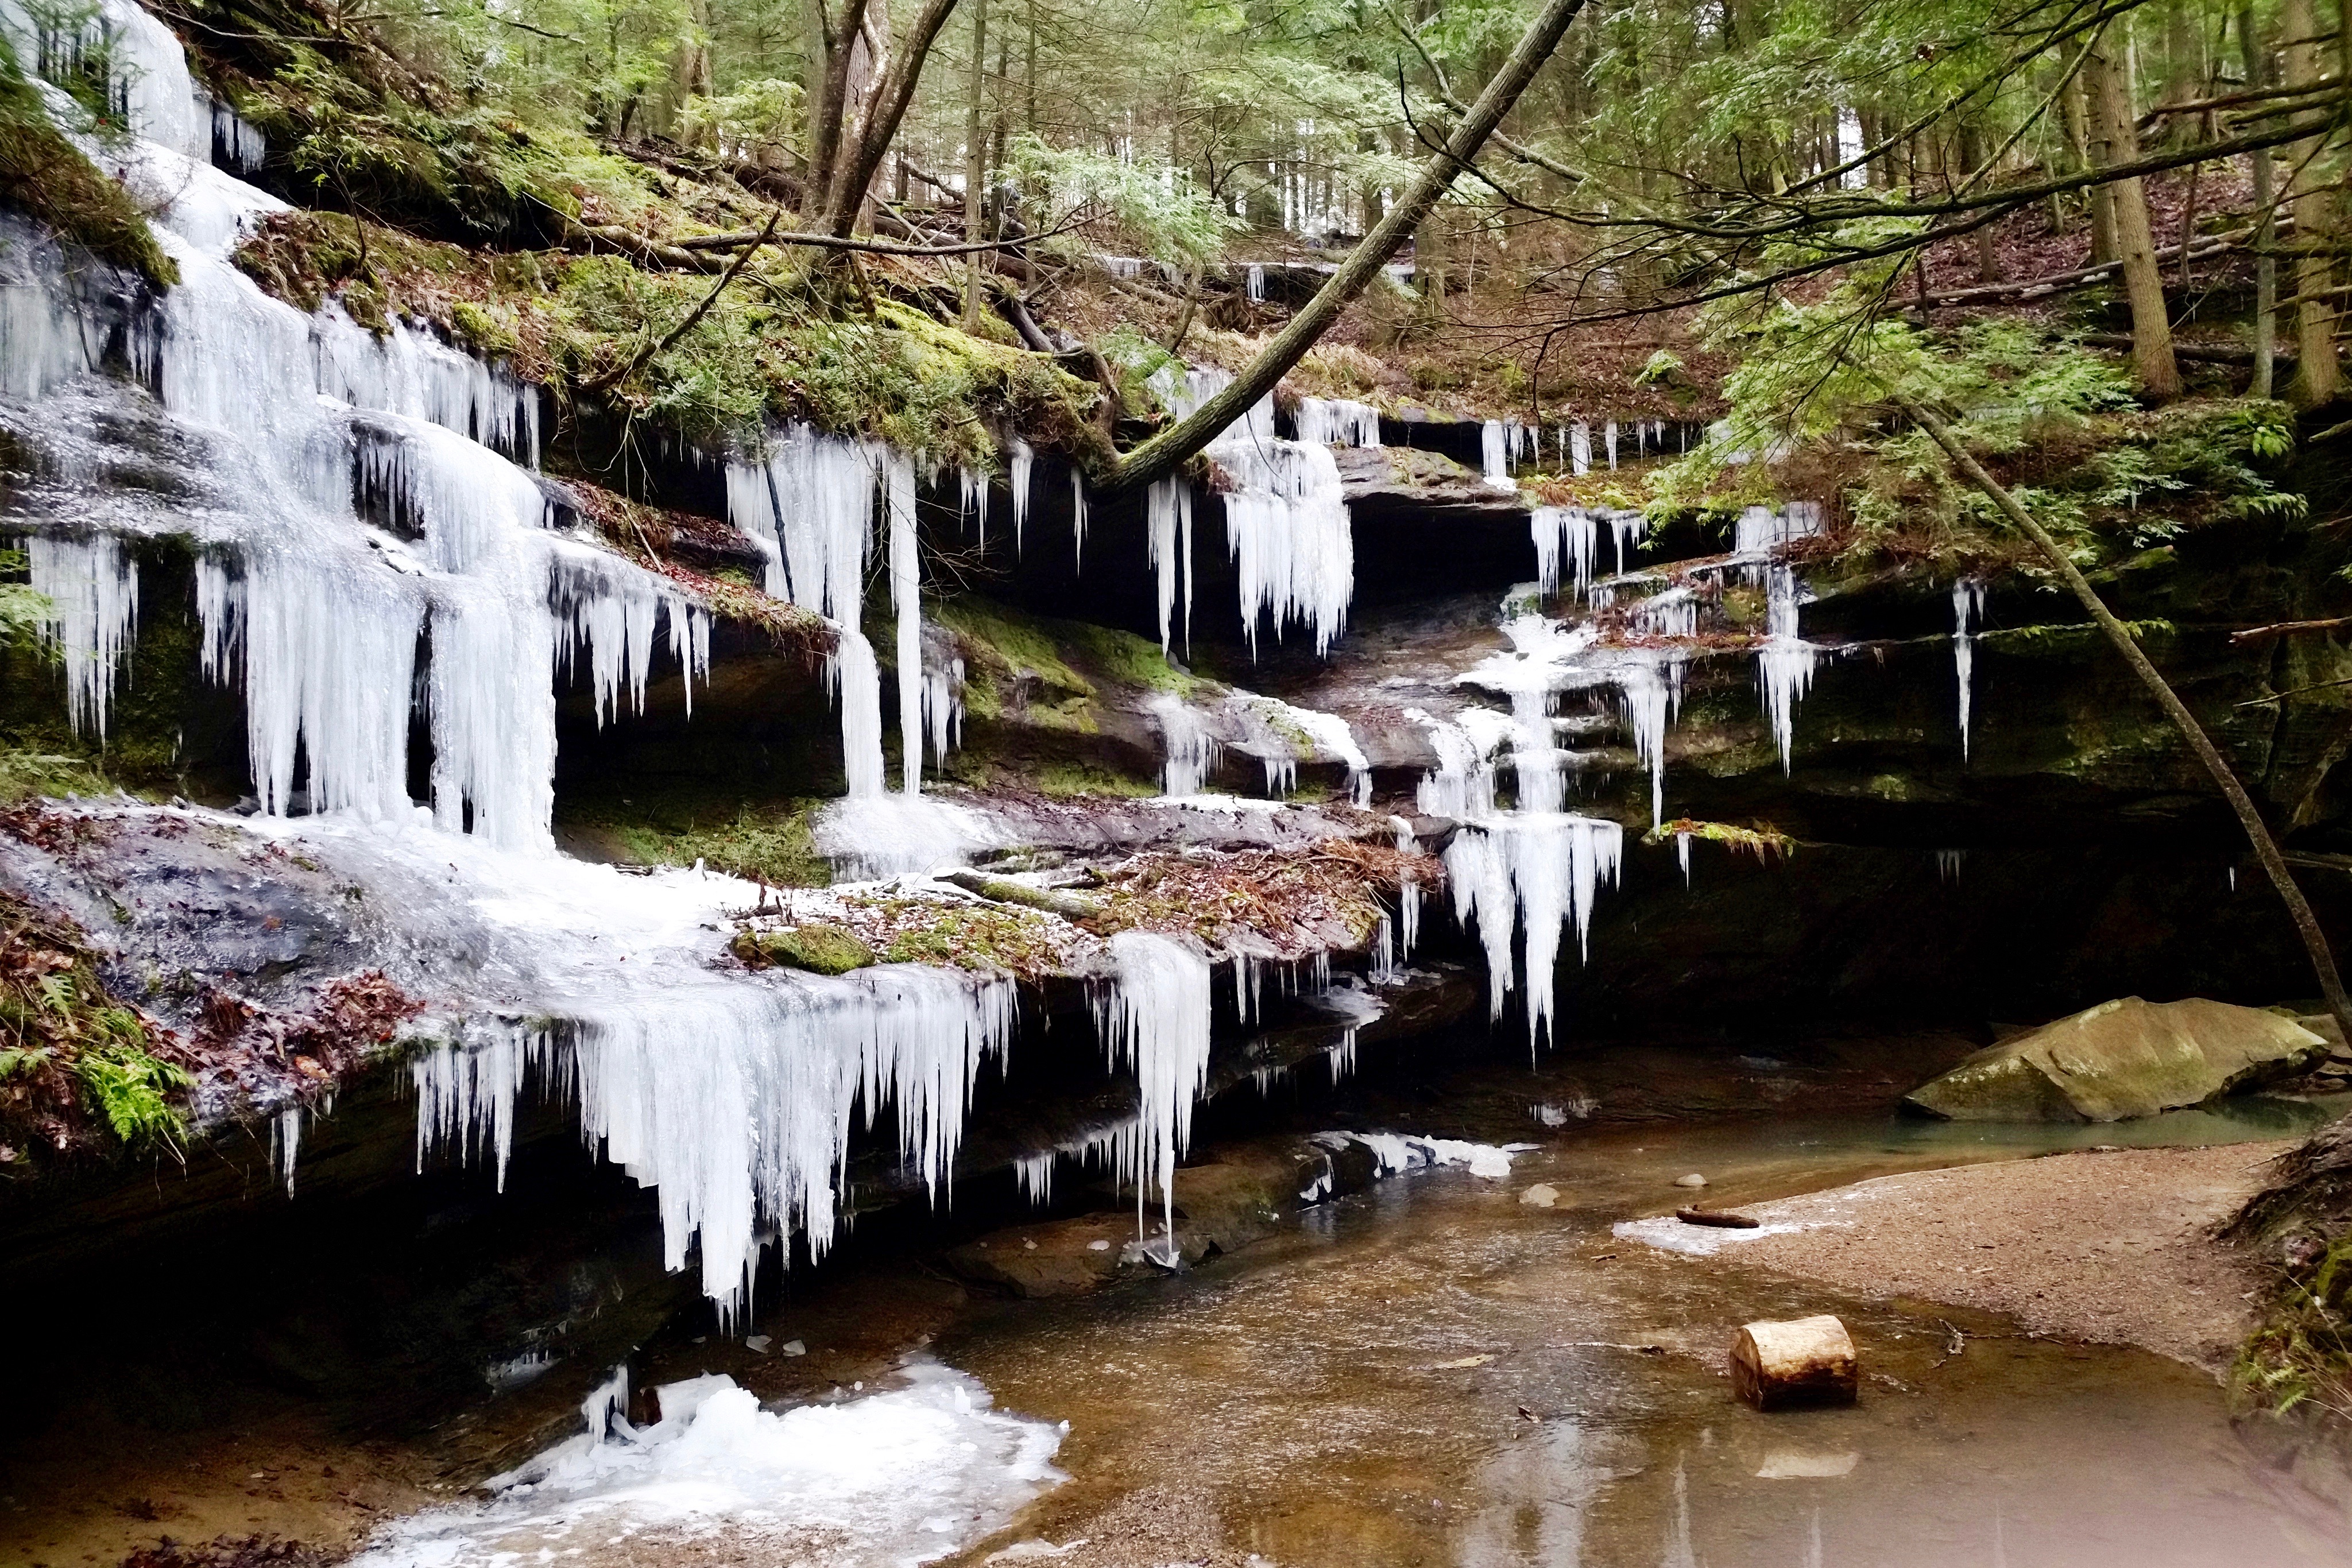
[{"left": 1901, "top": 996, "right": 2328, "bottom": 1120}]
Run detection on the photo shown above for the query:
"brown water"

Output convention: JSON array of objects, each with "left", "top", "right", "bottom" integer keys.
[{"left": 937, "top": 1099, "right": 2352, "bottom": 1567}]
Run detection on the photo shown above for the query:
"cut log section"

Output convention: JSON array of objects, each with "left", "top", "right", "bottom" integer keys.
[{"left": 1731, "top": 1314, "right": 1858, "bottom": 1411}]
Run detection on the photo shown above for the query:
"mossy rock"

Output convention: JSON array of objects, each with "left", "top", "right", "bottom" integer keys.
[
  {"left": 0, "top": 49, "right": 176, "bottom": 287},
  {"left": 731, "top": 923, "right": 875, "bottom": 975}
]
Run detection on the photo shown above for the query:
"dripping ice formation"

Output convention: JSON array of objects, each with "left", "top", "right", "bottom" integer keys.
[
  {"left": 1090, "top": 932, "right": 1214, "bottom": 1252},
  {"left": 24, "top": 533, "right": 140, "bottom": 738},
  {"left": 1446, "top": 814, "right": 1623, "bottom": 1048},
  {"left": 0, "top": 16, "right": 703, "bottom": 854},
  {"left": 1152, "top": 364, "right": 1357, "bottom": 658},
  {"left": 724, "top": 425, "right": 969, "bottom": 803},
  {"left": 1953, "top": 577, "right": 1987, "bottom": 759},
  {"left": 1147, "top": 475, "right": 1195, "bottom": 656}
]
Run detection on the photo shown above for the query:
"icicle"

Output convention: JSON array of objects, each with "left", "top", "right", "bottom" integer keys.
[
  {"left": 835, "top": 630, "right": 888, "bottom": 800},
  {"left": 1295, "top": 397, "right": 1381, "bottom": 448},
  {"left": 1090, "top": 932, "right": 1213, "bottom": 1250},
  {"left": 1604, "top": 420, "right": 1618, "bottom": 470},
  {"left": 417, "top": 967, "right": 1018, "bottom": 1318},
  {"left": 25, "top": 533, "right": 139, "bottom": 739},
  {"left": 1008, "top": 439, "right": 1034, "bottom": 555},
  {"left": 1070, "top": 471, "right": 1088, "bottom": 571},
  {"left": 1953, "top": 578, "right": 1987, "bottom": 760},
  {"left": 1443, "top": 814, "right": 1624, "bottom": 1049},
  {"left": 1246, "top": 263, "right": 1266, "bottom": 303},
  {"left": 1146, "top": 476, "right": 1194, "bottom": 655},
  {"left": 1607, "top": 512, "right": 1646, "bottom": 575},
  {"left": 1617, "top": 660, "right": 1684, "bottom": 830},
  {"left": 1569, "top": 421, "right": 1592, "bottom": 477},
  {"left": 1481, "top": 420, "right": 1512, "bottom": 487},
  {"left": 1016, "top": 1152, "right": 1054, "bottom": 1206},
  {"left": 887, "top": 452, "right": 923, "bottom": 795},
  {"left": 1937, "top": 849, "right": 1967, "bottom": 882},
  {"left": 1221, "top": 440, "right": 1353, "bottom": 657},
  {"left": 959, "top": 465, "right": 989, "bottom": 547},
  {"left": 272, "top": 1104, "right": 301, "bottom": 1197},
  {"left": 1530, "top": 506, "right": 1598, "bottom": 601},
  {"left": 1757, "top": 566, "right": 1817, "bottom": 773},
  {"left": 1677, "top": 831, "right": 1692, "bottom": 885}
]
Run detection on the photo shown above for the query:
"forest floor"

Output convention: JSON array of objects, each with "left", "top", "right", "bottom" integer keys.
[{"left": 1711, "top": 1141, "right": 2292, "bottom": 1372}]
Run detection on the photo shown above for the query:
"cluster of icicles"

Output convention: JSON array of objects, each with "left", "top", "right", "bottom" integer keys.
[
  {"left": 2, "top": 0, "right": 1994, "bottom": 1321},
  {"left": 1480, "top": 416, "right": 1701, "bottom": 487},
  {"left": 0, "top": 0, "right": 1399, "bottom": 1316}
]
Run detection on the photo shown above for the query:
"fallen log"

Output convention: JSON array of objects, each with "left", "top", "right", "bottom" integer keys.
[
  {"left": 1676, "top": 1207, "right": 1761, "bottom": 1228},
  {"left": 1731, "top": 1315, "right": 1859, "bottom": 1411}
]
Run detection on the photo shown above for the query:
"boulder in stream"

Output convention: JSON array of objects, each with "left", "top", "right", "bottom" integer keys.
[{"left": 1901, "top": 997, "right": 2328, "bottom": 1122}]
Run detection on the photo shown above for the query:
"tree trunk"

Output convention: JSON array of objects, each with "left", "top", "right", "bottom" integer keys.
[
  {"left": 2083, "top": 30, "right": 2182, "bottom": 399},
  {"left": 962, "top": 0, "right": 988, "bottom": 331},
  {"left": 1895, "top": 390, "right": 2352, "bottom": 1046},
  {"left": 1103, "top": 0, "right": 1595, "bottom": 494},
  {"left": 2280, "top": 0, "right": 2343, "bottom": 406},
  {"left": 2239, "top": 5, "right": 2277, "bottom": 400},
  {"left": 2064, "top": 71, "right": 2116, "bottom": 264},
  {"left": 1960, "top": 120, "right": 2001, "bottom": 281}
]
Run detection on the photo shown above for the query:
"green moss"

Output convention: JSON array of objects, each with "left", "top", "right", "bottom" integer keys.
[
  {"left": 868, "top": 901, "right": 1067, "bottom": 975},
  {"left": 1976, "top": 619, "right": 2173, "bottom": 655},
  {"left": 1642, "top": 818, "right": 1794, "bottom": 860},
  {"left": 1036, "top": 761, "right": 1159, "bottom": 799},
  {"left": 731, "top": 922, "right": 874, "bottom": 974},
  {"left": 0, "top": 747, "right": 114, "bottom": 803},
  {"left": 610, "top": 801, "right": 831, "bottom": 888},
  {"left": 1058, "top": 621, "right": 1204, "bottom": 697},
  {"left": 0, "top": 42, "right": 176, "bottom": 287}
]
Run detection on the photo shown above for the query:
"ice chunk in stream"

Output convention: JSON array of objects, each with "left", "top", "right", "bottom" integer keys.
[{"left": 345, "top": 1361, "right": 1063, "bottom": 1568}]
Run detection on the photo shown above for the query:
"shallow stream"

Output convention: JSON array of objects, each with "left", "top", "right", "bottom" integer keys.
[{"left": 926, "top": 1098, "right": 2350, "bottom": 1567}]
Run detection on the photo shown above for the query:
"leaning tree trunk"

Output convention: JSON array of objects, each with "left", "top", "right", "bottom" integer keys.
[
  {"left": 1894, "top": 390, "right": 2352, "bottom": 1044},
  {"left": 2083, "top": 29, "right": 2182, "bottom": 399},
  {"left": 1105, "top": 0, "right": 1596, "bottom": 493}
]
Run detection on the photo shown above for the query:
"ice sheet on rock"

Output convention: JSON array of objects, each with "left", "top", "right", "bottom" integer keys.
[
  {"left": 1154, "top": 695, "right": 1222, "bottom": 796},
  {"left": 1245, "top": 695, "right": 1371, "bottom": 807},
  {"left": 314, "top": 303, "right": 541, "bottom": 465},
  {"left": 25, "top": 533, "right": 139, "bottom": 738},
  {"left": 1090, "top": 931, "right": 1212, "bottom": 1246},
  {"left": 346, "top": 1361, "right": 1063, "bottom": 1568},
  {"left": 1732, "top": 500, "right": 1824, "bottom": 556},
  {"left": 813, "top": 794, "right": 997, "bottom": 879}
]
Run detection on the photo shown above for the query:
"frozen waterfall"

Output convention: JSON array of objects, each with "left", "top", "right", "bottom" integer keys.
[{"left": 1090, "top": 931, "right": 1213, "bottom": 1251}]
